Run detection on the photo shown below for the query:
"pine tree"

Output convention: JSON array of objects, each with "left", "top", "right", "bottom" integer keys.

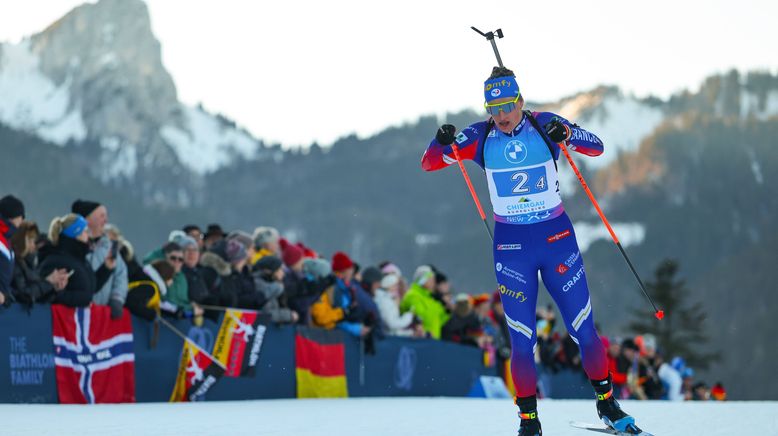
[{"left": 628, "top": 259, "right": 719, "bottom": 369}]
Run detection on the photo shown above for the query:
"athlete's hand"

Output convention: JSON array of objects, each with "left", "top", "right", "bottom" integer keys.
[
  {"left": 544, "top": 119, "right": 571, "bottom": 143},
  {"left": 435, "top": 124, "right": 457, "bottom": 146}
]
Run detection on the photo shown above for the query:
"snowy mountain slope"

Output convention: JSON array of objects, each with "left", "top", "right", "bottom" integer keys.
[
  {"left": 0, "top": 0, "right": 262, "bottom": 195},
  {"left": 1, "top": 398, "right": 775, "bottom": 436},
  {"left": 0, "top": 40, "right": 86, "bottom": 145}
]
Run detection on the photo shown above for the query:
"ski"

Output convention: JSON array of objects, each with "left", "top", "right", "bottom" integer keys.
[{"left": 569, "top": 421, "right": 654, "bottom": 436}]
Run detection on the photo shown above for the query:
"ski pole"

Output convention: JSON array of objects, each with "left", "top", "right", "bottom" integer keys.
[
  {"left": 556, "top": 138, "right": 664, "bottom": 320},
  {"left": 450, "top": 143, "right": 494, "bottom": 241}
]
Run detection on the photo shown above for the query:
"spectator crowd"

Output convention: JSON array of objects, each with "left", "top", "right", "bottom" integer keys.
[{"left": 0, "top": 194, "right": 724, "bottom": 401}]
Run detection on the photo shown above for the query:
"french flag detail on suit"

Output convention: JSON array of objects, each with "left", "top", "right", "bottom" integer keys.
[{"left": 51, "top": 304, "right": 136, "bottom": 403}]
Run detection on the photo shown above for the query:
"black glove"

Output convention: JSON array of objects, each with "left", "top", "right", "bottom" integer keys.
[
  {"left": 435, "top": 124, "right": 457, "bottom": 146},
  {"left": 544, "top": 119, "right": 571, "bottom": 143},
  {"left": 109, "top": 298, "right": 124, "bottom": 320}
]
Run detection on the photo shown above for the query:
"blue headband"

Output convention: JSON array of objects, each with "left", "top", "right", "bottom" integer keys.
[
  {"left": 62, "top": 215, "right": 88, "bottom": 239},
  {"left": 484, "top": 76, "right": 520, "bottom": 103}
]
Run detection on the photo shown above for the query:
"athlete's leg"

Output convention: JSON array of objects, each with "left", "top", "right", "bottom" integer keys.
[
  {"left": 537, "top": 215, "right": 608, "bottom": 381},
  {"left": 493, "top": 223, "right": 540, "bottom": 398}
]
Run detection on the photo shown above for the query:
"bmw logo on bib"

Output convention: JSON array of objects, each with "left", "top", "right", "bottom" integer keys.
[{"left": 504, "top": 140, "right": 528, "bottom": 164}]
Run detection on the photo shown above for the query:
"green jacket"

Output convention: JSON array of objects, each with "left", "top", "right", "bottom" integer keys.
[
  {"left": 142, "top": 248, "right": 190, "bottom": 308},
  {"left": 400, "top": 283, "right": 450, "bottom": 339}
]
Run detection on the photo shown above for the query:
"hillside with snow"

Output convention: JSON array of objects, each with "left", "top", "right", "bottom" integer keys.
[{"left": 0, "top": 0, "right": 262, "bottom": 203}]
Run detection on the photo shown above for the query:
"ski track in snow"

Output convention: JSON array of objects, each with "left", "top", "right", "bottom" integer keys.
[{"left": 0, "top": 398, "right": 776, "bottom": 436}]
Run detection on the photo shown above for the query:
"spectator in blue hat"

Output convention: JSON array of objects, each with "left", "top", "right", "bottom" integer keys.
[{"left": 38, "top": 214, "right": 115, "bottom": 307}]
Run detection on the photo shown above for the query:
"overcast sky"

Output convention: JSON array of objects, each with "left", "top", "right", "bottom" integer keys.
[{"left": 1, "top": 0, "right": 776, "bottom": 147}]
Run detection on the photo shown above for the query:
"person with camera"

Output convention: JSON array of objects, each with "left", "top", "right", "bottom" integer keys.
[{"left": 72, "top": 200, "right": 128, "bottom": 319}]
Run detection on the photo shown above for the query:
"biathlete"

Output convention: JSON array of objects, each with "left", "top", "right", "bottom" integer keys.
[{"left": 421, "top": 66, "right": 641, "bottom": 436}]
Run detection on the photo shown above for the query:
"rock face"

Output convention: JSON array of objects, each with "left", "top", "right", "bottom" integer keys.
[
  {"left": 30, "top": 0, "right": 182, "bottom": 145},
  {"left": 0, "top": 0, "right": 261, "bottom": 206}
]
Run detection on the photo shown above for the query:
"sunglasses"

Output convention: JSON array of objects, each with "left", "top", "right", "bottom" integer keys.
[
  {"left": 168, "top": 255, "right": 184, "bottom": 262},
  {"left": 485, "top": 94, "right": 521, "bottom": 116}
]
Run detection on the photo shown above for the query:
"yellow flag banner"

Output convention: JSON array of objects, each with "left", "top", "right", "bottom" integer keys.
[
  {"left": 212, "top": 309, "right": 268, "bottom": 377},
  {"left": 169, "top": 339, "right": 225, "bottom": 402}
]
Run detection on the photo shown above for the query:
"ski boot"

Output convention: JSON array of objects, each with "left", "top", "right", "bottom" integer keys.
[
  {"left": 515, "top": 395, "right": 542, "bottom": 436},
  {"left": 591, "top": 376, "right": 642, "bottom": 434}
]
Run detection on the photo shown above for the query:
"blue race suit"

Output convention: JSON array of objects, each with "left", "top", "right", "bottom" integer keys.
[{"left": 422, "top": 111, "right": 608, "bottom": 397}]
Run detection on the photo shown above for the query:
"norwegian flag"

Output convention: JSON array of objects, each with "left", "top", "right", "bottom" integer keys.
[{"left": 51, "top": 304, "right": 136, "bottom": 403}]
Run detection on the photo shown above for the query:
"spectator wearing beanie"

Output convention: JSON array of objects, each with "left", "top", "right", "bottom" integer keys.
[
  {"left": 399, "top": 265, "right": 450, "bottom": 339},
  {"left": 178, "top": 235, "right": 209, "bottom": 305},
  {"left": 355, "top": 266, "right": 383, "bottom": 335},
  {"left": 247, "top": 255, "right": 298, "bottom": 324},
  {"left": 312, "top": 251, "right": 371, "bottom": 338},
  {"left": 228, "top": 231, "right": 255, "bottom": 266},
  {"left": 126, "top": 260, "right": 177, "bottom": 321},
  {"left": 38, "top": 214, "right": 115, "bottom": 308},
  {"left": 281, "top": 242, "right": 306, "bottom": 321},
  {"left": 72, "top": 199, "right": 128, "bottom": 319},
  {"left": 0, "top": 194, "right": 25, "bottom": 307},
  {"left": 251, "top": 226, "right": 280, "bottom": 265},
  {"left": 10, "top": 221, "right": 69, "bottom": 305},
  {"left": 374, "top": 273, "right": 416, "bottom": 337},
  {"left": 199, "top": 239, "right": 250, "bottom": 308}
]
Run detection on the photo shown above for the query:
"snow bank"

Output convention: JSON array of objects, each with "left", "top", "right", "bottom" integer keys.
[{"left": 0, "top": 397, "right": 774, "bottom": 436}]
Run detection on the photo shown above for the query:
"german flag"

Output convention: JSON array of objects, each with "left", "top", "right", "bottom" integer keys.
[
  {"left": 295, "top": 327, "right": 348, "bottom": 398},
  {"left": 169, "top": 339, "right": 225, "bottom": 402},
  {"left": 212, "top": 309, "right": 269, "bottom": 377}
]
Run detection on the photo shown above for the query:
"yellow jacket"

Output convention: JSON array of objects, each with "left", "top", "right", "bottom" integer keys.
[{"left": 311, "top": 287, "right": 344, "bottom": 330}]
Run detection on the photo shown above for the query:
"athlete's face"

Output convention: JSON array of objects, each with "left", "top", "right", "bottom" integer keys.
[{"left": 489, "top": 96, "right": 524, "bottom": 133}]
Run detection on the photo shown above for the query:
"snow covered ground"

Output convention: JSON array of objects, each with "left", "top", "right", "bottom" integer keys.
[{"left": 1, "top": 398, "right": 776, "bottom": 435}]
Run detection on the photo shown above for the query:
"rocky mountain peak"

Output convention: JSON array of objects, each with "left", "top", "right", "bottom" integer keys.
[{"left": 29, "top": 0, "right": 182, "bottom": 142}]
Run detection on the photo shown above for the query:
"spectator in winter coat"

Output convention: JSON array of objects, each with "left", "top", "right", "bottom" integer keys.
[
  {"left": 380, "top": 261, "right": 408, "bottom": 299},
  {"left": 400, "top": 265, "right": 450, "bottom": 339},
  {"left": 227, "top": 231, "right": 256, "bottom": 270},
  {"left": 373, "top": 273, "right": 416, "bottom": 336},
  {"left": 144, "top": 232, "right": 193, "bottom": 308},
  {"left": 251, "top": 226, "right": 280, "bottom": 266},
  {"left": 10, "top": 221, "right": 69, "bottom": 305},
  {"left": 431, "top": 269, "right": 454, "bottom": 313},
  {"left": 72, "top": 200, "right": 128, "bottom": 319},
  {"left": 617, "top": 338, "right": 649, "bottom": 400},
  {"left": 312, "top": 252, "right": 370, "bottom": 338},
  {"left": 0, "top": 194, "right": 26, "bottom": 308},
  {"left": 38, "top": 214, "right": 115, "bottom": 307},
  {"left": 181, "top": 236, "right": 208, "bottom": 305},
  {"left": 441, "top": 293, "right": 487, "bottom": 347},
  {"left": 125, "top": 260, "right": 177, "bottom": 321},
  {"left": 357, "top": 266, "right": 383, "bottom": 335},
  {"left": 200, "top": 238, "right": 251, "bottom": 308},
  {"left": 249, "top": 255, "right": 298, "bottom": 323},
  {"left": 280, "top": 242, "right": 306, "bottom": 322},
  {"left": 606, "top": 337, "right": 627, "bottom": 398},
  {"left": 294, "top": 258, "right": 335, "bottom": 325}
]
